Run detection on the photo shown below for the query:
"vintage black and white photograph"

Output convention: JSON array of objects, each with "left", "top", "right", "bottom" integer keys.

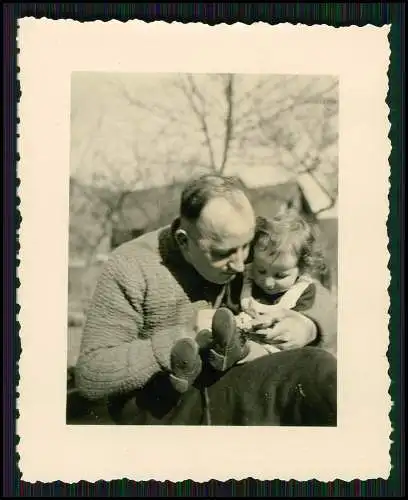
[
  {"left": 17, "top": 19, "right": 391, "bottom": 483},
  {"left": 66, "top": 71, "right": 339, "bottom": 427}
]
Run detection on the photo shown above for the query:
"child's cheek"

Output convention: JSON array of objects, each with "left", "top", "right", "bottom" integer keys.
[
  {"left": 275, "top": 278, "right": 291, "bottom": 290},
  {"left": 283, "top": 276, "right": 296, "bottom": 288}
]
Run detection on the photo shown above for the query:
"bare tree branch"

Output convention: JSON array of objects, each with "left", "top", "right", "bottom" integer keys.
[
  {"left": 177, "top": 75, "right": 217, "bottom": 171},
  {"left": 71, "top": 114, "right": 104, "bottom": 178},
  {"left": 87, "top": 189, "right": 129, "bottom": 259},
  {"left": 219, "top": 75, "right": 234, "bottom": 174},
  {"left": 233, "top": 75, "right": 298, "bottom": 121},
  {"left": 234, "top": 80, "right": 339, "bottom": 142},
  {"left": 108, "top": 78, "right": 195, "bottom": 129}
]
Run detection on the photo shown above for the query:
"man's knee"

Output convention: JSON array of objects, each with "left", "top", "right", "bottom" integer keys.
[
  {"left": 258, "top": 347, "right": 337, "bottom": 426},
  {"left": 295, "top": 347, "right": 337, "bottom": 424},
  {"left": 301, "top": 347, "right": 337, "bottom": 381},
  {"left": 203, "top": 348, "right": 337, "bottom": 426},
  {"left": 301, "top": 345, "right": 336, "bottom": 361}
]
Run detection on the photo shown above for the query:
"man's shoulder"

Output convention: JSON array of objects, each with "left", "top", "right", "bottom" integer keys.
[
  {"left": 104, "top": 225, "right": 172, "bottom": 273},
  {"left": 114, "top": 226, "right": 168, "bottom": 255}
]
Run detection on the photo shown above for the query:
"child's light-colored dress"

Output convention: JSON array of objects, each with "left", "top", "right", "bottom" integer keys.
[{"left": 236, "top": 263, "right": 315, "bottom": 361}]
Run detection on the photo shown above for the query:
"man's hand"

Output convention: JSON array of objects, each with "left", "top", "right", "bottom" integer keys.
[
  {"left": 252, "top": 308, "right": 318, "bottom": 350},
  {"left": 249, "top": 308, "right": 286, "bottom": 331}
]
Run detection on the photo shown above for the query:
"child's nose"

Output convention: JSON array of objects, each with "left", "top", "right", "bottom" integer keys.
[{"left": 264, "top": 277, "right": 275, "bottom": 289}]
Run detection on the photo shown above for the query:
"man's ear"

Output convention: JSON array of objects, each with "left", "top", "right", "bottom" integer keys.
[{"left": 174, "top": 228, "right": 189, "bottom": 249}]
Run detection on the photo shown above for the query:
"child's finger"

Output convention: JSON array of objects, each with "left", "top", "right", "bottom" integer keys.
[
  {"left": 251, "top": 310, "right": 289, "bottom": 330},
  {"left": 276, "top": 341, "right": 297, "bottom": 351},
  {"left": 252, "top": 318, "right": 279, "bottom": 330},
  {"left": 266, "top": 336, "right": 287, "bottom": 345},
  {"left": 246, "top": 330, "right": 268, "bottom": 341},
  {"left": 262, "top": 322, "right": 288, "bottom": 340}
]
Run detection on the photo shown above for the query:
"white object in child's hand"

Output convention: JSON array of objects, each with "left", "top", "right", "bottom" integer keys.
[{"left": 235, "top": 311, "right": 254, "bottom": 332}]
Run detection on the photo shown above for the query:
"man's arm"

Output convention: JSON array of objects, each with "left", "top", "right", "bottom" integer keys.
[
  {"left": 75, "top": 254, "right": 165, "bottom": 401},
  {"left": 294, "top": 281, "right": 337, "bottom": 355},
  {"left": 248, "top": 281, "right": 337, "bottom": 354}
]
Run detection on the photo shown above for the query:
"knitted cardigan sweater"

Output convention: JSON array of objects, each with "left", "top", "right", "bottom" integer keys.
[{"left": 75, "top": 220, "right": 337, "bottom": 401}]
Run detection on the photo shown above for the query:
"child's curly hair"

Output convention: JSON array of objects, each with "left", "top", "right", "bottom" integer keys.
[{"left": 252, "top": 209, "right": 331, "bottom": 288}]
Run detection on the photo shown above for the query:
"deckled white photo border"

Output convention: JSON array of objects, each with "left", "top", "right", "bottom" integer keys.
[{"left": 17, "top": 19, "right": 392, "bottom": 483}]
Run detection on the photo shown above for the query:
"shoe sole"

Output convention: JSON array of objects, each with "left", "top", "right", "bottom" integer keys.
[
  {"left": 170, "top": 338, "right": 202, "bottom": 393},
  {"left": 211, "top": 308, "right": 250, "bottom": 370},
  {"left": 212, "top": 307, "right": 236, "bottom": 347}
]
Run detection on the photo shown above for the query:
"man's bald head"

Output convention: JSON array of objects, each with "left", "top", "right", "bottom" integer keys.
[
  {"left": 176, "top": 174, "right": 256, "bottom": 284},
  {"left": 180, "top": 174, "right": 252, "bottom": 224},
  {"left": 196, "top": 193, "right": 255, "bottom": 242}
]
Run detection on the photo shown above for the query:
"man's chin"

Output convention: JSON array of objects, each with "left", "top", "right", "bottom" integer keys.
[
  {"left": 202, "top": 271, "right": 240, "bottom": 285},
  {"left": 204, "top": 273, "right": 235, "bottom": 285}
]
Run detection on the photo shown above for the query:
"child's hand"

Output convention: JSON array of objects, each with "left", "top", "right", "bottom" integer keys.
[
  {"left": 254, "top": 309, "right": 318, "bottom": 350},
  {"left": 250, "top": 308, "right": 288, "bottom": 330},
  {"left": 247, "top": 327, "right": 281, "bottom": 344}
]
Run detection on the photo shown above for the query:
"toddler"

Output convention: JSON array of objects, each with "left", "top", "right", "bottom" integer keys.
[{"left": 233, "top": 210, "right": 329, "bottom": 360}]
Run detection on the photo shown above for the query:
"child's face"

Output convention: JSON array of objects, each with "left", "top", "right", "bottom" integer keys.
[{"left": 252, "top": 247, "right": 299, "bottom": 295}]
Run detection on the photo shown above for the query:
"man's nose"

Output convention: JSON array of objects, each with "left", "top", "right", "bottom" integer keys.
[{"left": 228, "top": 249, "right": 246, "bottom": 273}]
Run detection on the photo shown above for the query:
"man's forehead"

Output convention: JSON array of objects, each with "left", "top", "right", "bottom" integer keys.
[
  {"left": 204, "top": 193, "right": 251, "bottom": 212},
  {"left": 200, "top": 196, "right": 254, "bottom": 226},
  {"left": 199, "top": 213, "right": 255, "bottom": 244}
]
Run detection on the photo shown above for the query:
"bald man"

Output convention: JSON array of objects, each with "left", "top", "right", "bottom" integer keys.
[{"left": 75, "top": 174, "right": 337, "bottom": 426}]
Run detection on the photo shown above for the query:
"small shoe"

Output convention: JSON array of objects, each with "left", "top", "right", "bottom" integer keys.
[
  {"left": 208, "top": 307, "right": 250, "bottom": 371},
  {"left": 169, "top": 337, "right": 202, "bottom": 393},
  {"left": 195, "top": 328, "right": 213, "bottom": 350}
]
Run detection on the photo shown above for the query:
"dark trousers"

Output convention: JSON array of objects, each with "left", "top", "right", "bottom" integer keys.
[{"left": 108, "top": 347, "right": 337, "bottom": 427}]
